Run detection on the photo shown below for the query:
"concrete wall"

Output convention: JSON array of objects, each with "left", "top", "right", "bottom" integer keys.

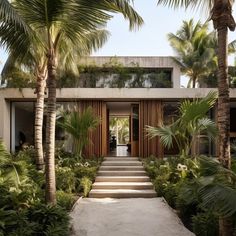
[
  {"left": 0, "top": 94, "right": 11, "bottom": 150},
  {"left": 79, "top": 56, "right": 181, "bottom": 88},
  {"left": 4, "top": 88, "right": 236, "bottom": 101}
]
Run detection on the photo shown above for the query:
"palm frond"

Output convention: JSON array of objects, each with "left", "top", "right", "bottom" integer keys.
[
  {"left": 146, "top": 125, "right": 174, "bottom": 149},
  {"left": 0, "top": 0, "right": 37, "bottom": 61},
  {"left": 156, "top": 0, "right": 213, "bottom": 12},
  {"left": 199, "top": 184, "right": 236, "bottom": 217}
]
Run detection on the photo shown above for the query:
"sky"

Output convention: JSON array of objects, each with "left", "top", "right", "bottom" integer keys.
[{"left": 1, "top": 0, "right": 236, "bottom": 78}]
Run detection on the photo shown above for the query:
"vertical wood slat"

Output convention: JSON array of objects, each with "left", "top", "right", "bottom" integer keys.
[
  {"left": 79, "top": 100, "right": 106, "bottom": 158},
  {"left": 140, "top": 100, "right": 163, "bottom": 158}
]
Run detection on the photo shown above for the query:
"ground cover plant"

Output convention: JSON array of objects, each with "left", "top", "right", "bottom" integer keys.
[
  {"left": 0, "top": 141, "right": 101, "bottom": 235},
  {"left": 143, "top": 155, "right": 236, "bottom": 236}
]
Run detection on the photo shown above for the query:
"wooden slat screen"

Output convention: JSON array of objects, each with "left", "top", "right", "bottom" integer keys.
[
  {"left": 140, "top": 100, "right": 163, "bottom": 158},
  {"left": 78, "top": 101, "right": 107, "bottom": 158}
]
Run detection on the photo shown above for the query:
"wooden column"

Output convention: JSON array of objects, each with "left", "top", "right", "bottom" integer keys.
[{"left": 140, "top": 100, "right": 163, "bottom": 158}]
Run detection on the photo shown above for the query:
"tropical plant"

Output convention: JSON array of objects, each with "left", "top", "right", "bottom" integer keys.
[
  {"left": 0, "top": 0, "right": 143, "bottom": 204},
  {"left": 168, "top": 19, "right": 236, "bottom": 88},
  {"left": 147, "top": 91, "right": 218, "bottom": 157},
  {"left": 157, "top": 1, "right": 235, "bottom": 234},
  {"left": 158, "top": 0, "right": 235, "bottom": 175},
  {"left": 58, "top": 106, "right": 100, "bottom": 157},
  {"left": 168, "top": 19, "right": 217, "bottom": 88},
  {"left": 0, "top": 140, "right": 28, "bottom": 188}
]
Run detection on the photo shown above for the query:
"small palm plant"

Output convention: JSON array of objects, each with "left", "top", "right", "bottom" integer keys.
[
  {"left": 0, "top": 140, "right": 27, "bottom": 188},
  {"left": 146, "top": 91, "right": 218, "bottom": 157},
  {"left": 57, "top": 106, "right": 100, "bottom": 158}
]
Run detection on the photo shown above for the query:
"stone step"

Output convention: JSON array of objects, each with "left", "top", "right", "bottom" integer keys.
[
  {"left": 102, "top": 161, "right": 142, "bottom": 166},
  {"left": 100, "top": 166, "right": 144, "bottom": 171},
  {"left": 89, "top": 189, "right": 157, "bottom": 198},
  {"left": 92, "top": 182, "right": 154, "bottom": 190},
  {"left": 104, "top": 157, "right": 139, "bottom": 161},
  {"left": 95, "top": 176, "right": 150, "bottom": 182},
  {"left": 97, "top": 170, "right": 147, "bottom": 176}
]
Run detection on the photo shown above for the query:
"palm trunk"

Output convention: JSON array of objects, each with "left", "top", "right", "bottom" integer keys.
[
  {"left": 217, "top": 27, "right": 231, "bottom": 169},
  {"left": 192, "top": 76, "right": 196, "bottom": 88},
  {"left": 212, "top": 1, "right": 236, "bottom": 235},
  {"left": 34, "top": 68, "right": 47, "bottom": 170},
  {"left": 45, "top": 49, "right": 57, "bottom": 205}
]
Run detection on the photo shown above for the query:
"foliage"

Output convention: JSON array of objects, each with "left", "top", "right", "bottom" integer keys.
[
  {"left": 56, "top": 166, "right": 76, "bottom": 193},
  {"left": 4, "top": 69, "right": 35, "bottom": 88},
  {"left": 56, "top": 191, "right": 76, "bottom": 210},
  {"left": 74, "top": 165, "right": 98, "bottom": 182},
  {"left": 168, "top": 19, "right": 217, "bottom": 88},
  {"left": 146, "top": 91, "right": 218, "bottom": 157},
  {"left": 192, "top": 211, "right": 219, "bottom": 236},
  {"left": 110, "top": 117, "right": 129, "bottom": 144},
  {"left": 0, "top": 140, "right": 101, "bottom": 235},
  {"left": 58, "top": 106, "right": 100, "bottom": 157},
  {"left": 144, "top": 155, "right": 236, "bottom": 234},
  {"left": 80, "top": 177, "right": 92, "bottom": 197},
  {"left": 27, "top": 203, "right": 70, "bottom": 236}
]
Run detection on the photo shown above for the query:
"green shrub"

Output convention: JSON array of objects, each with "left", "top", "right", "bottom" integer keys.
[
  {"left": 57, "top": 191, "right": 76, "bottom": 210},
  {"left": 56, "top": 167, "right": 76, "bottom": 193},
  {"left": 79, "top": 177, "right": 92, "bottom": 197},
  {"left": 0, "top": 208, "right": 36, "bottom": 236},
  {"left": 74, "top": 166, "right": 98, "bottom": 181},
  {"left": 163, "top": 182, "right": 179, "bottom": 208},
  {"left": 192, "top": 211, "right": 219, "bottom": 236},
  {"left": 153, "top": 176, "right": 168, "bottom": 197},
  {"left": 28, "top": 203, "right": 70, "bottom": 236},
  {"left": 232, "top": 159, "right": 236, "bottom": 174},
  {"left": 144, "top": 165, "right": 159, "bottom": 180}
]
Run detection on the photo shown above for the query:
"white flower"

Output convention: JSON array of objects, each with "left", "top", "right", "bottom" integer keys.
[
  {"left": 182, "top": 165, "right": 188, "bottom": 171},
  {"left": 84, "top": 162, "right": 90, "bottom": 167},
  {"left": 177, "top": 163, "right": 182, "bottom": 171},
  {"left": 177, "top": 163, "right": 188, "bottom": 171}
]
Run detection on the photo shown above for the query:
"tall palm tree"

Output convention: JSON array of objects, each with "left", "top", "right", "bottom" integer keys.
[
  {"left": 157, "top": 1, "right": 235, "bottom": 235},
  {"left": 3, "top": 0, "right": 143, "bottom": 204},
  {"left": 2, "top": 29, "right": 109, "bottom": 171},
  {"left": 157, "top": 0, "right": 235, "bottom": 166},
  {"left": 168, "top": 19, "right": 217, "bottom": 88}
]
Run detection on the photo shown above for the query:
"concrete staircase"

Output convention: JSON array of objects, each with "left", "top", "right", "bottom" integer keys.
[{"left": 89, "top": 157, "right": 157, "bottom": 198}]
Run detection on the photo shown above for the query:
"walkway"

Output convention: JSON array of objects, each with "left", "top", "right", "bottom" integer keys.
[
  {"left": 70, "top": 198, "right": 194, "bottom": 236},
  {"left": 89, "top": 156, "right": 156, "bottom": 198}
]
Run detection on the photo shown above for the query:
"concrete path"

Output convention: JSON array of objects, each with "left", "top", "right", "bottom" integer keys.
[{"left": 70, "top": 198, "right": 194, "bottom": 236}]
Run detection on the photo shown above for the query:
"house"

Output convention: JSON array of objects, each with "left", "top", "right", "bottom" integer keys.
[{"left": 1, "top": 56, "right": 236, "bottom": 157}]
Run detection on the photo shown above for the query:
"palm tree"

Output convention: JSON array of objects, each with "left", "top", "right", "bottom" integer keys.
[
  {"left": 3, "top": 0, "right": 143, "bottom": 204},
  {"left": 1, "top": 0, "right": 143, "bottom": 204},
  {"left": 158, "top": 0, "right": 235, "bottom": 174},
  {"left": 146, "top": 91, "right": 218, "bottom": 157},
  {"left": 58, "top": 106, "right": 100, "bottom": 157},
  {"left": 2, "top": 29, "right": 109, "bottom": 171},
  {"left": 168, "top": 19, "right": 217, "bottom": 88},
  {"left": 157, "top": 1, "right": 236, "bottom": 235}
]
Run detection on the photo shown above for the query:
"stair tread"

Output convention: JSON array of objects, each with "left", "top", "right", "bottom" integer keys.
[
  {"left": 93, "top": 182, "right": 153, "bottom": 186},
  {"left": 96, "top": 176, "right": 149, "bottom": 179},
  {"left": 98, "top": 170, "right": 146, "bottom": 173},
  {"left": 90, "top": 189, "right": 156, "bottom": 193}
]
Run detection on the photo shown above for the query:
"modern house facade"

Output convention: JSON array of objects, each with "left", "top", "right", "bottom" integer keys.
[{"left": 1, "top": 56, "right": 236, "bottom": 158}]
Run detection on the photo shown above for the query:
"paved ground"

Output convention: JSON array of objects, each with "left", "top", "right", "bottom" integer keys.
[{"left": 70, "top": 198, "right": 194, "bottom": 236}]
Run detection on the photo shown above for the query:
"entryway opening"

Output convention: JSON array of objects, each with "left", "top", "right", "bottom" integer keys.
[
  {"left": 109, "top": 116, "right": 130, "bottom": 157},
  {"left": 107, "top": 102, "right": 139, "bottom": 157}
]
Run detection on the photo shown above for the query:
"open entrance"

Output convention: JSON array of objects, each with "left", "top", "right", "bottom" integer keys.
[
  {"left": 107, "top": 102, "right": 139, "bottom": 157},
  {"left": 109, "top": 116, "right": 130, "bottom": 156}
]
